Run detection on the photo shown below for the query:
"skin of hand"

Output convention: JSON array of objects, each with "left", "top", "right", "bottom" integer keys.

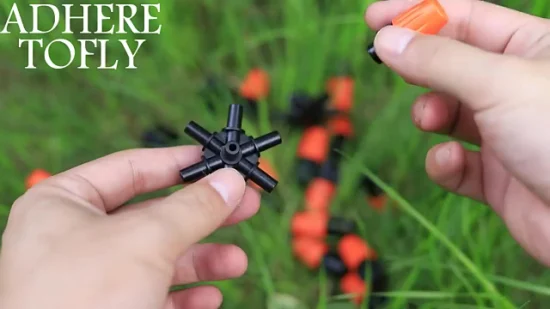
[
  {"left": 366, "top": 0, "right": 550, "bottom": 266},
  {"left": 0, "top": 146, "right": 261, "bottom": 309}
]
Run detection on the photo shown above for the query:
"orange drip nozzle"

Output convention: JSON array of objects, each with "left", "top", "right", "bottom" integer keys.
[
  {"left": 392, "top": 0, "right": 448, "bottom": 34},
  {"left": 338, "top": 234, "right": 378, "bottom": 270},
  {"left": 305, "top": 178, "right": 336, "bottom": 212},
  {"left": 296, "top": 126, "right": 330, "bottom": 163},
  {"left": 329, "top": 115, "right": 354, "bottom": 138},
  {"left": 368, "top": 0, "right": 448, "bottom": 64},
  {"left": 291, "top": 211, "right": 329, "bottom": 238},
  {"left": 239, "top": 68, "right": 270, "bottom": 101},
  {"left": 292, "top": 236, "right": 329, "bottom": 269},
  {"left": 340, "top": 273, "right": 367, "bottom": 305},
  {"left": 326, "top": 77, "right": 354, "bottom": 113}
]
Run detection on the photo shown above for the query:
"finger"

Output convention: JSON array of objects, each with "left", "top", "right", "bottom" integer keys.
[
  {"left": 365, "top": 0, "right": 550, "bottom": 54},
  {"left": 223, "top": 186, "right": 261, "bottom": 225},
  {"left": 165, "top": 286, "right": 222, "bottom": 309},
  {"left": 112, "top": 186, "right": 261, "bottom": 226},
  {"left": 134, "top": 168, "right": 246, "bottom": 260},
  {"left": 373, "top": 26, "right": 535, "bottom": 111},
  {"left": 40, "top": 146, "right": 202, "bottom": 212},
  {"left": 173, "top": 243, "right": 247, "bottom": 285},
  {"left": 425, "top": 141, "right": 485, "bottom": 203},
  {"left": 412, "top": 92, "right": 481, "bottom": 145}
]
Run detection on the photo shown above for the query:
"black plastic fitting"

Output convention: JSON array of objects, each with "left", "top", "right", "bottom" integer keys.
[
  {"left": 285, "top": 92, "right": 337, "bottom": 128},
  {"left": 358, "top": 259, "right": 389, "bottom": 308},
  {"left": 322, "top": 252, "right": 347, "bottom": 278},
  {"left": 367, "top": 42, "right": 382, "bottom": 64},
  {"left": 179, "top": 104, "right": 283, "bottom": 192},
  {"left": 327, "top": 217, "right": 356, "bottom": 236}
]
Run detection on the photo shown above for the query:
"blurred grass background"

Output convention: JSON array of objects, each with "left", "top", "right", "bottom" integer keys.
[{"left": 1, "top": 0, "right": 550, "bottom": 308}]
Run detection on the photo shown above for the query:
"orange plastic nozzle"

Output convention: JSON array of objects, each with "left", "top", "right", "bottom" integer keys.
[
  {"left": 340, "top": 273, "right": 367, "bottom": 305},
  {"left": 338, "top": 234, "right": 378, "bottom": 270},
  {"left": 391, "top": 0, "right": 448, "bottom": 35},
  {"left": 292, "top": 236, "right": 329, "bottom": 269},
  {"left": 326, "top": 77, "right": 354, "bottom": 113},
  {"left": 291, "top": 211, "right": 330, "bottom": 238},
  {"left": 250, "top": 158, "right": 277, "bottom": 191},
  {"left": 305, "top": 178, "right": 336, "bottom": 212},
  {"left": 25, "top": 169, "right": 51, "bottom": 189},
  {"left": 239, "top": 68, "right": 270, "bottom": 100},
  {"left": 297, "top": 126, "right": 330, "bottom": 163},
  {"left": 368, "top": 195, "right": 387, "bottom": 211},
  {"left": 329, "top": 115, "right": 354, "bottom": 137}
]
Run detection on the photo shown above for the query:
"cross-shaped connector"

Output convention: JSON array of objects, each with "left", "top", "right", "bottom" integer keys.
[{"left": 179, "top": 104, "right": 283, "bottom": 193}]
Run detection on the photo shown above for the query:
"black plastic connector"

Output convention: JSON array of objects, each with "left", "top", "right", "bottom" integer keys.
[
  {"left": 319, "top": 135, "right": 347, "bottom": 183},
  {"left": 179, "top": 104, "right": 282, "bottom": 193},
  {"left": 282, "top": 92, "right": 339, "bottom": 128},
  {"left": 322, "top": 252, "right": 347, "bottom": 278},
  {"left": 296, "top": 159, "right": 320, "bottom": 186},
  {"left": 358, "top": 259, "right": 389, "bottom": 308},
  {"left": 367, "top": 42, "right": 382, "bottom": 64},
  {"left": 327, "top": 217, "right": 356, "bottom": 236}
]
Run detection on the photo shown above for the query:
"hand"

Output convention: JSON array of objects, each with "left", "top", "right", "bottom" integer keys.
[
  {"left": 0, "top": 146, "right": 261, "bottom": 309},
  {"left": 366, "top": 0, "right": 550, "bottom": 265}
]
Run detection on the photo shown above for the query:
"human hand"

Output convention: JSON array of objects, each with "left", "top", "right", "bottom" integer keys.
[
  {"left": 365, "top": 0, "right": 550, "bottom": 265},
  {"left": 0, "top": 146, "right": 261, "bottom": 309}
]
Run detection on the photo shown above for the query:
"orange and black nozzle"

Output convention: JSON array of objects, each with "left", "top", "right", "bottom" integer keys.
[
  {"left": 25, "top": 169, "right": 51, "bottom": 189},
  {"left": 338, "top": 234, "right": 378, "bottom": 270},
  {"left": 280, "top": 91, "right": 334, "bottom": 129},
  {"left": 239, "top": 68, "right": 270, "bottom": 101},
  {"left": 291, "top": 211, "right": 356, "bottom": 238},
  {"left": 358, "top": 259, "right": 389, "bottom": 308},
  {"left": 367, "top": 0, "right": 448, "bottom": 64},
  {"left": 237, "top": 68, "right": 270, "bottom": 116},
  {"left": 292, "top": 236, "right": 329, "bottom": 269},
  {"left": 340, "top": 272, "right": 367, "bottom": 305},
  {"left": 304, "top": 177, "right": 336, "bottom": 212},
  {"left": 296, "top": 126, "right": 330, "bottom": 185},
  {"left": 329, "top": 115, "right": 354, "bottom": 139},
  {"left": 326, "top": 76, "right": 354, "bottom": 114},
  {"left": 363, "top": 176, "right": 387, "bottom": 211},
  {"left": 303, "top": 135, "right": 348, "bottom": 211}
]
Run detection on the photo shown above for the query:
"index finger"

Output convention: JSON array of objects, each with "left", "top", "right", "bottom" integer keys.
[
  {"left": 43, "top": 146, "right": 202, "bottom": 212},
  {"left": 365, "top": 0, "right": 550, "bottom": 53}
]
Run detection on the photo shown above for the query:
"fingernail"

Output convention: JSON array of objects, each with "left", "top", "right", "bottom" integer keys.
[
  {"left": 208, "top": 168, "right": 246, "bottom": 208},
  {"left": 435, "top": 145, "right": 451, "bottom": 166},
  {"left": 413, "top": 100, "right": 426, "bottom": 125},
  {"left": 375, "top": 26, "right": 415, "bottom": 55}
]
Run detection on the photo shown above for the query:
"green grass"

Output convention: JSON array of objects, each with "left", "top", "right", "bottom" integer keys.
[{"left": 1, "top": 0, "right": 550, "bottom": 308}]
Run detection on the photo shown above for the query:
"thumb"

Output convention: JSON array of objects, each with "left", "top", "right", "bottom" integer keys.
[
  {"left": 373, "top": 26, "right": 529, "bottom": 111},
  {"left": 135, "top": 168, "right": 246, "bottom": 260}
]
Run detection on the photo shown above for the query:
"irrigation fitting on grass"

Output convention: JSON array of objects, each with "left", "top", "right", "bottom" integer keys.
[
  {"left": 367, "top": 0, "right": 449, "bottom": 64},
  {"left": 179, "top": 103, "right": 282, "bottom": 193},
  {"left": 295, "top": 126, "right": 330, "bottom": 186}
]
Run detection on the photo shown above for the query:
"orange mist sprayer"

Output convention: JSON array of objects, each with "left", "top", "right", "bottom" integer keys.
[
  {"left": 367, "top": 0, "right": 448, "bottom": 63},
  {"left": 239, "top": 68, "right": 270, "bottom": 101},
  {"left": 292, "top": 236, "right": 329, "bottom": 269},
  {"left": 340, "top": 272, "right": 368, "bottom": 304}
]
